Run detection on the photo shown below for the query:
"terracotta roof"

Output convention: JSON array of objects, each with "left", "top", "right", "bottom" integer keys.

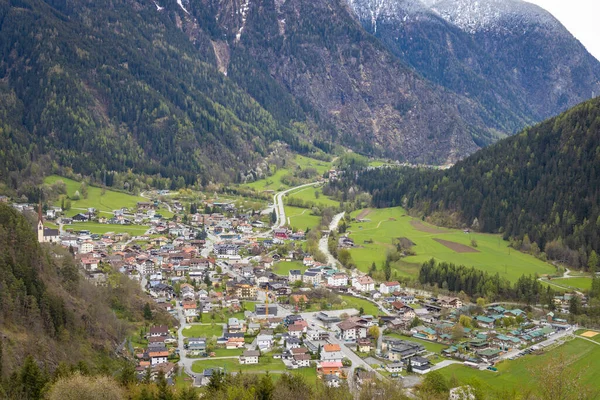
[
  {"left": 149, "top": 351, "right": 169, "bottom": 357},
  {"left": 323, "top": 344, "right": 341, "bottom": 352}
]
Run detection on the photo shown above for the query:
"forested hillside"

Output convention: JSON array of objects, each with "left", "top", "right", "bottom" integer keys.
[
  {"left": 0, "top": 204, "right": 168, "bottom": 389},
  {"left": 0, "top": 0, "right": 325, "bottom": 192},
  {"left": 339, "top": 97, "right": 600, "bottom": 269}
]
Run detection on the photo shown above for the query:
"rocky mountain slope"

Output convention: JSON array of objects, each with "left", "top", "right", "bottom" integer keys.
[
  {"left": 1, "top": 0, "right": 599, "bottom": 186},
  {"left": 347, "top": 0, "right": 600, "bottom": 136}
]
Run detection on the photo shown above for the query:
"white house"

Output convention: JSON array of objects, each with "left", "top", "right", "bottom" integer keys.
[
  {"left": 288, "top": 270, "right": 302, "bottom": 283},
  {"left": 303, "top": 256, "right": 314, "bottom": 267},
  {"left": 257, "top": 334, "right": 274, "bottom": 350},
  {"left": 327, "top": 273, "right": 348, "bottom": 287},
  {"left": 149, "top": 351, "right": 169, "bottom": 366},
  {"left": 379, "top": 281, "right": 401, "bottom": 294},
  {"left": 336, "top": 318, "right": 368, "bottom": 340},
  {"left": 239, "top": 350, "right": 260, "bottom": 365},
  {"left": 302, "top": 271, "right": 321, "bottom": 286},
  {"left": 321, "top": 344, "right": 343, "bottom": 363},
  {"left": 79, "top": 241, "right": 94, "bottom": 254},
  {"left": 293, "top": 354, "right": 311, "bottom": 368},
  {"left": 352, "top": 276, "right": 375, "bottom": 292}
]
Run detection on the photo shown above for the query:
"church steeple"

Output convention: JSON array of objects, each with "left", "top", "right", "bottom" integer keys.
[{"left": 37, "top": 201, "right": 44, "bottom": 243}]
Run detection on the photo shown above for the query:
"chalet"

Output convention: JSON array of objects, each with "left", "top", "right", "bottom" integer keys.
[
  {"left": 149, "top": 325, "right": 169, "bottom": 338},
  {"left": 337, "top": 317, "right": 368, "bottom": 340},
  {"left": 303, "top": 256, "right": 314, "bottom": 267},
  {"left": 357, "top": 338, "right": 372, "bottom": 353},
  {"left": 438, "top": 296, "right": 463, "bottom": 309},
  {"left": 149, "top": 351, "right": 169, "bottom": 366},
  {"left": 137, "top": 202, "right": 156, "bottom": 211},
  {"left": 323, "top": 374, "right": 342, "bottom": 388},
  {"left": 287, "top": 324, "right": 304, "bottom": 338}
]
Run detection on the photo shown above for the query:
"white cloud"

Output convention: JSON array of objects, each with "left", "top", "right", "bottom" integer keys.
[{"left": 525, "top": 0, "right": 600, "bottom": 61}]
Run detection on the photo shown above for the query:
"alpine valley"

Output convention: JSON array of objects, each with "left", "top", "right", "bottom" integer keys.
[{"left": 2, "top": 0, "right": 600, "bottom": 399}]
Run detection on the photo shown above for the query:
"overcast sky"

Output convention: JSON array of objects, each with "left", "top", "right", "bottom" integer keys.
[{"left": 525, "top": 0, "right": 600, "bottom": 61}]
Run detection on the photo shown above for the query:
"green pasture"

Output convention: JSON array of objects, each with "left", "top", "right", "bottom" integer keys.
[
  {"left": 286, "top": 186, "right": 340, "bottom": 208},
  {"left": 243, "top": 155, "right": 332, "bottom": 192},
  {"left": 548, "top": 277, "right": 593, "bottom": 291},
  {"left": 285, "top": 205, "right": 322, "bottom": 231},
  {"left": 438, "top": 338, "right": 600, "bottom": 394},
  {"left": 347, "top": 207, "right": 556, "bottom": 282},
  {"left": 63, "top": 221, "right": 149, "bottom": 235},
  {"left": 337, "top": 295, "right": 380, "bottom": 316},
  {"left": 182, "top": 324, "right": 224, "bottom": 338},
  {"left": 273, "top": 260, "right": 308, "bottom": 275}
]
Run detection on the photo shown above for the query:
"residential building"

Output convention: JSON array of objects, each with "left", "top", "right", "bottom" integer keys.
[
  {"left": 337, "top": 317, "right": 368, "bottom": 340},
  {"left": 352, "top": 276, "right": 375, "bottom": 292},
  {"left": 239, "top": 350, "right": 260, "bottom": 365},
  {"left": 379, "top": 281, "right": 401, "bottom": 294},
  {"left": 321, "top": 344, "right": 343, "bottom": 363},
  {"left": 288, "top": 270, "right": 302, "bottom": 283},
  {"left": 327, "top": 273, "right": 348, "bottom": 287}
]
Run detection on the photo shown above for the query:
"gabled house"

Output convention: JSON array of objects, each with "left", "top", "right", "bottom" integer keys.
[
  {"left": 352, "top": 276, "right": 375, "bottom": 292},
  {"left": 379, "top": 281, "right": 401, "bottom": 295},
  {"left": 337, "top": 317, "right": 368, "bottom": 340},
  {"left": 239, "top": 350, "right": 260, "bottom": 365}
]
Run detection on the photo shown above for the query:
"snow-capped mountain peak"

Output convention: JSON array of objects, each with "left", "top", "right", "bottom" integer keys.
[{"left": 425, "top": 0, "right": 562, "bottom": 34}]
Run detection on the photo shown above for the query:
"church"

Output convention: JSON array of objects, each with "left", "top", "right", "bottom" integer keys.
[{"left": 37, "top": 204, "right": 60, "bottom": 243}]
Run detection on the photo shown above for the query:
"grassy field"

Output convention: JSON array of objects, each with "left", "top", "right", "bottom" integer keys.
[
  {"left": 575, "top": 329, "right": 600, "bottom": 343},
  {"left": 243, "top": 155, "right": 332, "bottom": 192},
  {"left": 211, "top": 348, "right": 244, "bottom": 357},
  {"left": 384, "top": 333, "right": 447, "bottom": 354},
  {"left": 273, "top": 260, "right": 308, "bottom": 275},
  {"left": 437, "top": 338, "right": 600, "bottom": 394},
  {"left": 45, "top": 175, "right": 174, "bottom": 218},
  {"left": 347, "top": 207, "right": 555, "bottom": 282},
  {"left": 191, "top": 356, "right": 286, "bottom": 373},
  {"left": 182, "top": 324, "right": 224, "bottom": 338},
  {"left": 548, "top": 277, "right": 593, "bottom": 291},
  {"left": 45, "top": 176, "right": 144, "bottom": 214},
  {"left": 285, "top": 205, "right": 322, "bottom": 231},
  {"left": 286, "top": 186, "right": 340, "bottom": 208},
  {"left": 63, "top": 221, "right": 149, "bottom": 235},
  {"left": 337, "top": 295, "right": 380, "bottom": 316}
]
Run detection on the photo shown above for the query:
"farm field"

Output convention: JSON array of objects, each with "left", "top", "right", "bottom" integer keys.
[
  {"left": 575, "top": 329, "right": 600, "bottom": 343},
  {"left": 347, "top": 207, "right": 555, "bottom": 282},
  {"left": 273, "top": 260, "right": 308, "bottom": 275},
  {"left": 182, "top": 324, "right": 224, "bottom": 338},
  {"left": 384, "top": 333, "right": 448, "bottom": 354},
  {"left": 63, "top": 221, "right": 149, "bottom": 235},
  {"left": 548, "top": 277, "right": 593, "bottom": 291},
  {"left": 285, "top": 205, "right": 321, "bottom": 231},
  {"left": 243, "top": 155, "right": 332, "bottom": 192},
  {"left": 437, "top": 338, "right": 600, "bottom": 394},
  {"left": 337, "top": 295, "right": 380, "bottom": 316}
]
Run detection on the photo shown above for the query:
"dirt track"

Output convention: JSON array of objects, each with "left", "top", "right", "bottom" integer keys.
[
  {"left": 433, "top": 238, "right": 480, "bottom": 253},
  {"left": 410, "top": 220, "right": 448, "bottom": 234},
  {"left": 356, "top": 209, "right": 372, "bottom": 220}
]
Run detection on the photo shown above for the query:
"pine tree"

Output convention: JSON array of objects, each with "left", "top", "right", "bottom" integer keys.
[
  {"left": 144, "top": 302, "right": 153, "bottom": 320},
  {"left": 407, "top": 358, "right": 413, "bottom": 373}
]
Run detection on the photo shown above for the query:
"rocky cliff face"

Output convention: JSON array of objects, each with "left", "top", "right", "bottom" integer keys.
[
  {"left": 184, "top": 0, "right": 504, "bottom": 163},
  {"left": 347, "top": 0, "right": 600, "bottom": 134}
]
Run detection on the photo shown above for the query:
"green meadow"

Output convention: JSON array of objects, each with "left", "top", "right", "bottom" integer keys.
[
  {"left": 548, "top": 277, "right": 593, "bottom": 291},
  {"left": 273, "top": 260, "right": 309, "bottom": 275},
  {"left": 243, "top": 155, "right": 332, "bottom": 192},
  {"left": 438, "top": 338, "right": 600, "bottom": 394},
  {"left": 347, "top": 207, "right": 555, "bottom": 282},
  {"left": 285, "top": 205, "right": 322, "bottom": 231},
  {"left": 63, "top": 221, "right": 149, "bottom": 236},
  {"left": 44, "top": 175, "right": 173, "bottom": 217},
  {"left": 191, "top": 356, "right": 285, "bottom": 373},
  {"left": 286, "top": 185, "right": 340, "bottom": 208},
  {"left": 337, "top": 295, "right": 380, "bottom": 316},
  {"left": 182, "top": 324, "right": 224, "bottom": 338}
]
